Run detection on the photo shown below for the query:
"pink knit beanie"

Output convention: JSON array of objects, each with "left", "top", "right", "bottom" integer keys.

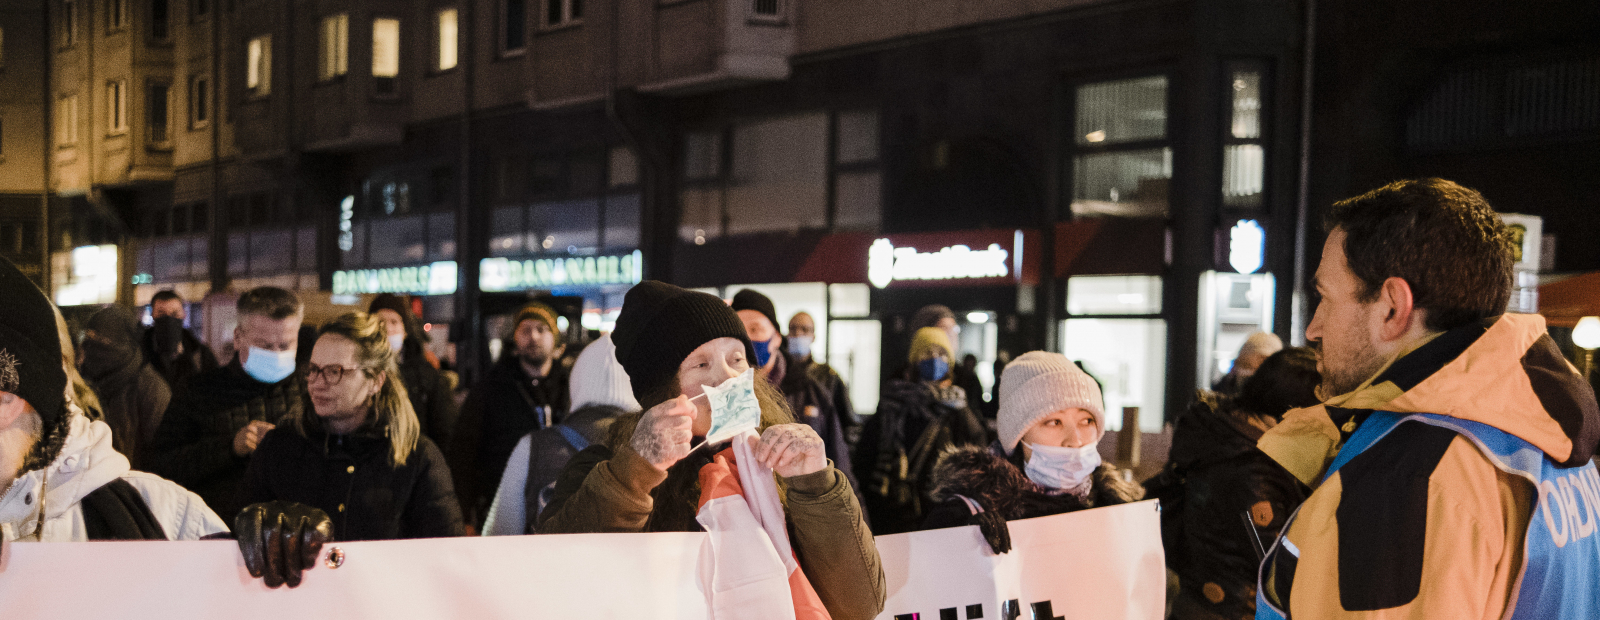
[{"left": 998, "top": 351, "right": 1105, "bottom": 453}]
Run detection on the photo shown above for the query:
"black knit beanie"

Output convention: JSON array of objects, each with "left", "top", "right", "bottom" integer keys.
[
  {"left": 730, "top": 289, "right": 780, "bottom": 335},
  {"left": 611, "top": 281, "right": 755, "bottom": 406},
  {"left": 0, "top": 256, "right": 66, "bottom": 431}
]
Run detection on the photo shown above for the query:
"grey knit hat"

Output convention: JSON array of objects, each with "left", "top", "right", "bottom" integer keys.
[{"left": 998, "top": 351, "right": 1105, "bottom": 453}]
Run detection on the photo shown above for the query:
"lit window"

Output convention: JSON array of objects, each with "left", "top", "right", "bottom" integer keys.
[
  {"left": 1223, "top": 65, "right": 1266, "bottom": 209},
  {"left": 435, "top": 8, "right": 458, "bottom": 71},
  {"left": 1070, "top": 75, "right": 1171, "bottom": 218},
  {"left": 107, "top": 80, "right": 127, "bottom": 133},
  {"left": 246, "top": 34, "right": 271, "bottom": 96},
  {"left": 372, "top": 18, "right": 400, "bottom": 78},
  {"left": 319, "top": 13, "right": 349, "bottom": 81}
]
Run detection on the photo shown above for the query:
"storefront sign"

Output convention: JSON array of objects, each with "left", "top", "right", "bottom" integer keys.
[
  {"left": 332, "top": 261, "right": 458, "bottom": 296},
  {"left": 1228, "top": 219, "right": 1264, "bottom": 274},
  {"left": 866, "top": 233, "right": 1017, "bottom": 289},
  {"left": 479, "top": 250, "right": 643, "bottom": 292}
]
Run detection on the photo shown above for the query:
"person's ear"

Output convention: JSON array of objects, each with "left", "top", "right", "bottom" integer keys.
[
  {"left": 0, "top": 393, "right": 29, "bottom": 430},
  {"left": 1375, "top": 276, "right": 1418, "bottom": 341},
  {"left": 371, "top": 371, "right": 387, "bottom": 397}
]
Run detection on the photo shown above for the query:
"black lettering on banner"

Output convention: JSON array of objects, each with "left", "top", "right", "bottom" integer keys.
[
  {"left": 967, "top": 603, "right": 984, "bottom": 618},
  {"left": 1001, "top": 600, "right": 1022, "bottom": 620},
  {"left": 940, "top": 609, "right": 959, "bottom": 620},
  {"left": 894, "top": 615, "right": 919, "bottom": 620},
  {"left": 1030, "top": 601, "right": 1065, "bottom": 620}
]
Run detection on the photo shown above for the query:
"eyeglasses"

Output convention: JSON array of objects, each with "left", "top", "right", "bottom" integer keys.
[{"left": 305, "top": 363, "right": 365, "bottom": 386}]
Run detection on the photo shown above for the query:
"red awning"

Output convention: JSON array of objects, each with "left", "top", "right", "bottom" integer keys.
[{"left": 1539, "top": 271, "right": 1600, "bottom": 328}]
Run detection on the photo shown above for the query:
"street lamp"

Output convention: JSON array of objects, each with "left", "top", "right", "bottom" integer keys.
[{"left": 1572, "top": 316, "right": 1600, "bottom": 381}]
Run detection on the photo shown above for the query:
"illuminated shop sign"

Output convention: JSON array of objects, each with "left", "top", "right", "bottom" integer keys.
[
  {"left": 1228, "top": 219, "right": 1264, "bottom": 274},
  {"left": 479, "top": 250, "right": 643, "bottom": 292},
  {"left": 53, "top": 244, "right": 119, "bottom": 306},
  {"left": 867, "top": 233, "right": 1018, "bottom": 289},
  {"left": 333, "top": 261, "right": 459, "bottom": 296}
]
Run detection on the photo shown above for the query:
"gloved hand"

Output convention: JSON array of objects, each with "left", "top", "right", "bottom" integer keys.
[
  {"left": 235, "top": 501, "right": 334, "bottom": 588},
  {"left": 965, "top": 497, "right": 1012, "bottom": 555}
]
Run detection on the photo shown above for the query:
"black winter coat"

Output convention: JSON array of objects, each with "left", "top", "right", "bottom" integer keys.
[
  {"left": 84, "top": 356, "right": 171, "bottom": 470},
  {"left": 855, "top": 379, "right": 989, "bottom": 534},
  {"left": 449, "top": 355, "right": 570, "bottom": 525},
  {"left": 779, "top": 353, "right": 860, "bottom": 489},
  {"left": 920, "top": 445, "right": 1144, "bottom": 553},
  {"left": 145, "top": 358, "right": 307, "bottom": 520},
  {"left": 143, "top": 327, "right": 220, "bottom": 392},
  {"left": 1145, "top": 392, "right": 1307, "bottom": 620},
  {"left": 240, "top": 422, "right": 464, "bottom": 541},
  {"left": 395, "top": 339, "right": 459, "bottom": 448}
]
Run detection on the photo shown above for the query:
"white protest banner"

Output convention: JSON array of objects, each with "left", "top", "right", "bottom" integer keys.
[
  {"left": 874, "top": 499, "right": 1165, "bottom": 620},
  {"left": 0, "top": 531, "right": 711, "bottom": 619}
]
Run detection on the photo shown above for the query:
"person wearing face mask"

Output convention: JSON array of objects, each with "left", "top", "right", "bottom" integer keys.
[
  {"left": 367, "top": 294, "right": 458, "bottom": 448},
  {"left": 143, "top": 290, "right": 220, "bottom": 391},
  {"left": 786, "top": 311, "right": 861, "bottom": 449},
  {"left": 855, "top": 326, "right": 989, "bottom": 534},
  {"left": 80, "top": 305, "right": 171, "bottom": 469},
  {"left": 537, "top": 281, "right": 885, "bottom": 620},
  {"left": 449, "top": 302, "right": 571, "bottom": 528},
  {"left": 146, "top": 287, "right": 308, "bottom": 519},
  {"left": 731, "top": 290, "right": 859, "bottom": 495},
  {"left": 918, "top": 351, "right": 1143, "bottom": 554}
]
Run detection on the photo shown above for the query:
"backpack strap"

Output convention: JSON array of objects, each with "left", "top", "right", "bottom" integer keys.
[
  {"left": 556, "top": 425, "right": 590, "bottom": 451},
  {"left": 81, "top": 478, "right": 168, "bottom": 540}
]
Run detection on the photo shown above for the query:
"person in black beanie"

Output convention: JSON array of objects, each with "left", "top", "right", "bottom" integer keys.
[
  {"left": 368, "top": 294, "right": 458, "bottom": 447},
  {"left": 81, "top": 305, "right": 172, "bottom": 468},
  {"left": 731, "top": 289, "right": 860, "bottom": 498},
  {"left": 538, "top": 281, "right": 885, "bottom": 620},
  {"left": 0, "top": 255, "right": 229, "bottom": 550}
]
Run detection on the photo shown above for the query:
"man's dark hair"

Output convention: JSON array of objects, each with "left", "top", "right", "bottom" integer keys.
[
  {"left": 237, "top": 286, "right": 303, "bottom": 320},
  {"left": 1325, "top": 178, "right": 1514, "bottom": 332},
  {"left": 909, "top": 304, "right": 956, "bottom": 331},
  {"left": 1236, "top": 346, "right": 1321, "bottom": 418},
  {"left": 151, "top": 290, "right": 183, "bottom": 304}
]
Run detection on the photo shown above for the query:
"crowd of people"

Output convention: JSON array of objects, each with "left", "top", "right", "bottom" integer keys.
[{"left": 1, "top": 177, "right": 1595, "bottom": 619}]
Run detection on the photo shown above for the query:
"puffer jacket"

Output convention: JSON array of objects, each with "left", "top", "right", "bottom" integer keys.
[
  {"left": 920, "top": 444, "right": 1144, "bottom": 553},
  {"left": 855, "top": 379, "right": 990, "bottom": 534},
  {"left": 1257, "top": 314, "right": 1600, "bottom": 619},
  {"left": 145, "top": 357, "right": 307, "bottom": 520},
  {"left": 396, "top": 338, "right": 459, "bottom": 448},
  {"left": 1145, "top": 392, "right": 1306, "bottom": 620},
  {"left": 0, "top": 411, "right": 229, "bottom": 542}
]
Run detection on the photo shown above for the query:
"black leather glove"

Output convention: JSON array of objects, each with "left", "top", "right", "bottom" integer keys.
[{"left": 235, "top": 501, "right": 334, "bottom": 589}]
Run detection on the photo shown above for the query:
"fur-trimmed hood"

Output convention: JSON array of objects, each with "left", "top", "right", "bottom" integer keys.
[{"left": 928, "top": 445, "right": 1144, "bottom": 520}]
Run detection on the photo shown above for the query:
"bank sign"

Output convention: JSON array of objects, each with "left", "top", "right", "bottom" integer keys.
[
  {"left": 865, "top": 230, "right": 1032, "bottom": 289},
  {"left": 479, "top": 250, "right": 643, "bottom": 292},
  {"left": 333, "top": 261, "right": 459, "bottom": 296}
]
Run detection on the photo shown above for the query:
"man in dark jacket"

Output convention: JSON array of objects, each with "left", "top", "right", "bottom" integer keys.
[
  {"left": 787, "top": 311, "right": 862, "bottom": 447},
  {"left": 449, "top": 302, "right": 570, "bottom": 527},
  {"left": 143, "top": 289, "right": 220, "bottom": 390},
  {"left": 1147, "top": 347, "right": 1317, "bottom": 620},
  {"left": 80, "top": 305, "right": 171, "bottom": 469},
  {"left": 368, "top": 294, "right": 459, "bottom": 447},
  {"left": 146, "top": 287, "right": 308, "bottom": 519}
]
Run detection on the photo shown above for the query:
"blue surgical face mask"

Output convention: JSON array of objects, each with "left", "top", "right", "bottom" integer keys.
[
  {"left": 917, "top": 357, "right": 949, "bottom": 382},
  {"left": 752, "top": 336, "right": 777, "bottom": 368},
  {"left": 388, "top": 334, "right": 405, "bottom": 353},
  {"left": 787, "top": 335, "right": 813, "bottom": 359},
  {"left": 1024, "top": 442, "right": 1102, "bottom": 496},
  {"left": 242, "top": 346, "right": 297, "bottom": 384}
]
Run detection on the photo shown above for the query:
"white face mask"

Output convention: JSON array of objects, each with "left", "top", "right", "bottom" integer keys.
[
  {"left": 388, "top": 333, "right": 405, "bottom": 353},
  {"left": 1024, "top": 442, "right": 1101, "bottom": 496}
]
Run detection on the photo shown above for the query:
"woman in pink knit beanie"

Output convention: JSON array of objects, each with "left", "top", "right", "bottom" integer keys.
[{"left": 915, "top": 351, "right": 1143, "bottom": 554}]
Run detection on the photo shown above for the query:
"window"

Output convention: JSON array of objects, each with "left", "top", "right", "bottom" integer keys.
[
  {"left": 1070, "top": 75, "right": 1171, "bottom": 218},
  {"left": 107, "top": 0, "right": 127, "bottom": 31},
  {"left": 191, "top": 0, "right": 208, "bottom": 20},
  {"left": 372, "top": 18, "right": 400, "bottom": 94},
  {"left": 246, "top": 35, "right": 271, "bottom": 96},
  {"left": 832, "top": 109, "right": 881, "bottom": 230},
  {"left": 435, "top": 8, "right": 458, "bottom": 71},
  {"left": 189, "top": 76, "right": 209, "bottom": 127},
  {"left": 545, "top": 0, "right": 581, "bottom": 27},
  {"left": 150, "top": 0, "right": 169, "bottom": 40},
  {"left": 1061, "top": 274, "right": 1167, "bottom": 432},
  {"left": 319, "top": 13, "right": 349, "bottom": 81},
  {"left": 146, "top": 80, "right": 170, "bottom": 145},
  {"left": 61, "top": 0, "right": 78, "bottom": 47},
  {"left": 750, "top": 0, "right": 782, "bottom": 23},
  {"left": 57, "top": 95, "right": 79, "bottom": 145},
  {"left": 501, "top": 0, "right": 526, "bottom": 53},
  {"left": 107, "top": 80, "right": 128, "bottom": 133},
  {"left": 1224, "top": 64, "right": 1266, "bottom": 209}
]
